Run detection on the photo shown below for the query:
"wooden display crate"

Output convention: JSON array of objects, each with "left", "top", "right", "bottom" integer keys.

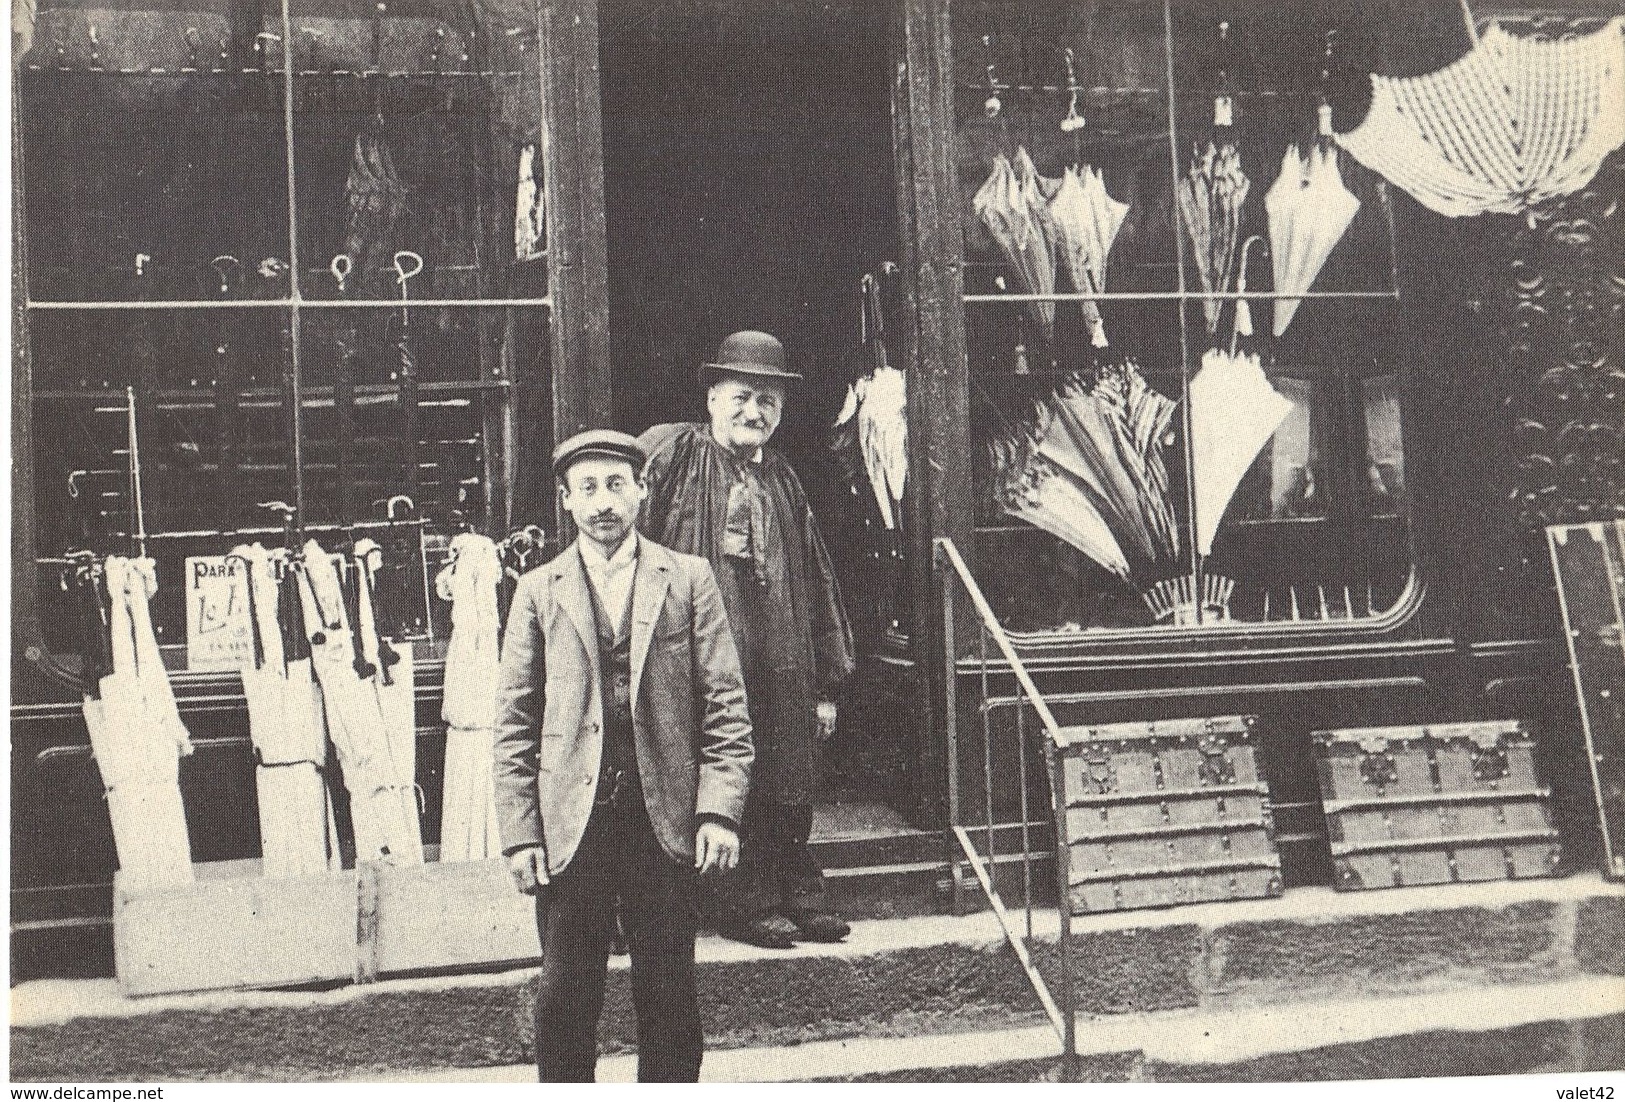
[{"left": 114, "top": 851, "right": 539, "bottom": 997}]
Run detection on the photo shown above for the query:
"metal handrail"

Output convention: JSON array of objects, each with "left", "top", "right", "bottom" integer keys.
[
  {"left": 934, "top": 537, "right": 1073, "bottom": 1057},
  {"left": 935, "top": 538, "right": 1066, "bottom": 745}
]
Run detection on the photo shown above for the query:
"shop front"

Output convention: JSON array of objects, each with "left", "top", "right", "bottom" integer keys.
[{"left": 10, "top": 0, "right": 1624, "bottom": 985}]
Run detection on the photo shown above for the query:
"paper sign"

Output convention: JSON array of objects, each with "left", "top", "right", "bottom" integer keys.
[{"left": 185, "top": 555, "right": 255, "bottom": 671}]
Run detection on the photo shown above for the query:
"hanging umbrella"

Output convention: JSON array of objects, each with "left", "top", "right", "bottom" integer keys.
[
  {"left": 1047, "top": 165, "right": 1129, "bottom": 348},
  {"left": 987, "top": 420, "right": 1131, "bottom": 580},
  {"left": 1336, "top": 17, "right": 1625, "bottom": 220},
  {"left": 1178, "top": 142, "right": 1251, "bottom": 335},
  {"left": 974, "top": 149, "right": 1057, "bottom": 344},
  {"left": 514, "top": 142, "right": 545, "bottom": 262},
  {"left": 297, "top": 540, "right": 422, "bottom": 865},
  {"left": 233, "top": 543, "right": 331, "bottom": 879},
  {"left": 1265, "top": 144, "right": 1361, "bottom": 337},
  {"left": 1188, "top": 349, "right": 1294, "bottom": 556},
  {"left": 435, "top": 532, "right": 504, "bottom": 862},
  {"left": 343, "top": 130, "right": 410, "bottom": 293},
  {"left": 833, "top": 370, "right": 909, "bottom": 531}
]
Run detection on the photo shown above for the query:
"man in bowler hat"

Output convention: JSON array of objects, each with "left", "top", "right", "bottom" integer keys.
[
  {"left": 494, "top": 429, "right": 754, "bottom": 1081},
  {"left": 638, "top": 331, "right": 857, "bottom": 949}
]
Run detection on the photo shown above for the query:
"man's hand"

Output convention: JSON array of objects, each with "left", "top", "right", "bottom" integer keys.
[
  {"left": 507, "top": 847, "right": 549, "bottom": 895},
  {"left": 695, "top": 821, "right": 741, "bottom": 875},
  {"left": 816, "top": 699, "right": 838, "bottom": 742}
]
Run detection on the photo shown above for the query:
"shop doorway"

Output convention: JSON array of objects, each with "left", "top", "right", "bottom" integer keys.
[{"left": 598, "top": 2, "right": 914, "bottom": 825}]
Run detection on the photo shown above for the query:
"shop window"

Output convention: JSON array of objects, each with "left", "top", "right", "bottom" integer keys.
[
  {"left": 956, "top": 0, "right": 1414, "bottom": 637},
  {"left": 18, "top": 0, "right": 555, "bottom": 674}
]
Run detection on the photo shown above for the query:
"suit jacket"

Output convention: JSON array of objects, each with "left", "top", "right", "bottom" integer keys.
[{"left": 493, "top": 535, "right": 754, "bottom": 875}]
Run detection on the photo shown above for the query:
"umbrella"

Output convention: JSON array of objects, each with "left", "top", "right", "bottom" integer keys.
[
  {"left": 974, "top": 148, "right": 1057, "bottom": 344},
  {"left": 1178, "top": 142, "right": 1251, "bottom": 335},
  {"left": 1188, "top": 349, "right": 1294, "bottom": 556},
  {"left": 1038, "top": 364, "right": 1180, "bottom": 575},
  {"left": 987, "top": 423, "right": 1131, "bottom": 579},
  {"left": 1265, "top": 144, "right": 1360, "bottom": 337},
  {"left": 1336, "top": 17, "right": 1625, "bottom": 220},
  {"left": 354, "top": 538, "right": 422, "bottom": 860},
  {"left": 1047, "top": 165, "right": 1129, "bottom": 348},
  {"left": 435, "top": 532, "right": 504, "bottom": 862},
  {"left": 233, "top": 543, "right": 332, "bottom": 879},
  {"left": 833, "top": 276, "right": 909, "bottom": 532},
  {"left": 84, "top": 556, "right": 194, "bottom": 890},
  {"left": 297, "top": 540, "right": 422, "bottom": 865}
]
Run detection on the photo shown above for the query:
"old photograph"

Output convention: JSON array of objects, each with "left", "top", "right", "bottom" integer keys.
[{"left": 7, "top": 0, "right": 1625, "bottom": 1086}]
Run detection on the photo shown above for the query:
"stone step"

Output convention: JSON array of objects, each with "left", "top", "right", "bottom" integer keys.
[
  {"left": 370, "top": 974, "right": 1625, "bottom": 1083},
  {"left": 10, "top": 873, "right": 1621, "bottom": 1082}
]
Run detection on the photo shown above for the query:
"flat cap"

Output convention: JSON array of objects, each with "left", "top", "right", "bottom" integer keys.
[
  {"left": 551, "top": 429, "right": 647, "bottom": 478},
  {"left": 699, "top": 330, "right": 803, "bottom": 386}
]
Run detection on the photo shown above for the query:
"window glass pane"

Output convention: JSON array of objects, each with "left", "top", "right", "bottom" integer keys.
[
  {"left": 963, "top": 0, "right": 1416, "bottom": 635},
  {"left": 18, "top": 4, "right": 291, "bottom": 303},
  {"left": 288, "top": 0, "right": 546, "bottom": 303}
]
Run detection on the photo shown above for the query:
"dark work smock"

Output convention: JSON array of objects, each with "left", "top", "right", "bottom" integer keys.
[{"left": 637, "top": 423, "right": 856, "bottom": 807}]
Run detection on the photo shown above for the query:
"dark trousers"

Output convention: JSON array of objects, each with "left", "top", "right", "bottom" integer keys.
[
  {"left": 532, "top": 791, "right": 702, "bottom": 1082},
  {"left": 703, "top": 795, "right": 827, "bottom": 924}
]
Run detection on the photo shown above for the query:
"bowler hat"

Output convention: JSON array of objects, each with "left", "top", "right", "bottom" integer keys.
[
  {"left": 699, "top": 330, "right": 803, "bottom": 386},
  {"left": 552, "top": 429, "right": 647, "bottom": 479}
]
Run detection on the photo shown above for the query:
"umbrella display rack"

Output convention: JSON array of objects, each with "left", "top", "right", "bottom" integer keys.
[{"left": 114, "top": 850, "right": 539, "bottom": 996}]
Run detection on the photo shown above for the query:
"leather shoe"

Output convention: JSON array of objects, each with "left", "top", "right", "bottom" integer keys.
[
  {"left": 786, "top": 909, "right": 850, "bottom": 943},
  {"left": 718, "top": 914, "right": 799, "bottom": 950}
]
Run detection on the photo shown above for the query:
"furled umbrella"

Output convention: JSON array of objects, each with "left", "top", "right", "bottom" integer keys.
[
  {"left": 354, "top": 539, "right": 418, "bottom": 856},
  {"left": 1188, "top": 348, "right": 1294, "bottom": 556},
  {"left": 84, "top": 556, "right": 195, "bottom": 890},
  {"left": 232, "top": 543, "right": 331, "bottom": 879},
  {"left": 435, "top": 532, "right": 504, "bottom": 862},
  {"left": 1178, "top": 142, "right": 1251, "bottom": 336},
  {"left": 831, "top": 275, "right": 909, "bottom": 530},
  {"left": 343, "top": 130, "right": 410, "bottom": 293},
  {"left": 1336, "top": 17, "right": 1625, "bottom": 220},
  {"left": 974, "top": 149, "right": 1057, "bottom": 345},
  {"left": 297, "top": 540, "right": 422, "bottom": 865},
  {"left": 1265, "top": 144, "right": 1361, "bottom": 337},
  {"left": 1047, "top": 165, "right": 1129, "bottom": 348}
]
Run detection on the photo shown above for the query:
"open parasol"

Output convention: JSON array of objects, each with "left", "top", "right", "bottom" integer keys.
[
  {"left": 1188, "top": 349, "right": 1294, "bottom": 556},
  {"left": 974, "top": 148, "right": 1057, "bottom": 345},
  {"left": 1047, "top": 165, "right": 1129, "bottom": 348},
  {"left": 435, "top": 532, "right": 504, "bottom": 862},
  {"left": 1265, "top": 144, "right": 1360, "bottom": 337},
  {"left": 1336, "top": 17, "right": 1625, "bottom": 220},
  {"left": 233, "top": 543, "right": 331, "bottom": 878},
  {"left": 1178, "top": 142, "right": 1251, "bottom": 336}
]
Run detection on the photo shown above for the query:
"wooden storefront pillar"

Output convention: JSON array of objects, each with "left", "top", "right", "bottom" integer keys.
[{"left": 893, "top": 0, "right": 974, "bottom": 824}]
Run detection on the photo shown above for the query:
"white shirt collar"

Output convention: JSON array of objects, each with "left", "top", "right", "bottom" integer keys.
[{"left": 579, "top": 531, "right": 638, "bottom": 573}]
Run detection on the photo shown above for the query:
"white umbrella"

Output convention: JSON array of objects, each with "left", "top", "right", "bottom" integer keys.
[
  {"left": 1336, "top": 18, "right": 1625, "bottom": 220},
  {"left": 1266, "top": 144, "right": 1360, "bottom": 337},
  {"left": 1189, "top": 349, "right": 1294, "bottom": 556},
  {"left": 1048, "top": 165, "right": 1129, "bottom": 348},
  {"left": 833, "top": 365, "right": 909, "bottom": 531},
  {"left": 85, "top": 556, "right": 194, "bottom": 890},
  {"left": 354, "top": 538, "right": 421, "bottom": 860},
  {"left": 233, "top": 544, "right": 331, "bottom": 879},
  {"left": 298, "top": 540, "right": 422, "bottom": 865},
  {"left": 435, "top": 532, "right": 504, "bottom": 862}
]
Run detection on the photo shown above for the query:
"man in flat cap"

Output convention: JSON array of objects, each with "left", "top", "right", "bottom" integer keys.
[
  {"left": 639, "top": 331, "right": 857, "bottom": 949},
  {"left": 494, "top": 429, "right": 754, "bottom": 1081}
]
